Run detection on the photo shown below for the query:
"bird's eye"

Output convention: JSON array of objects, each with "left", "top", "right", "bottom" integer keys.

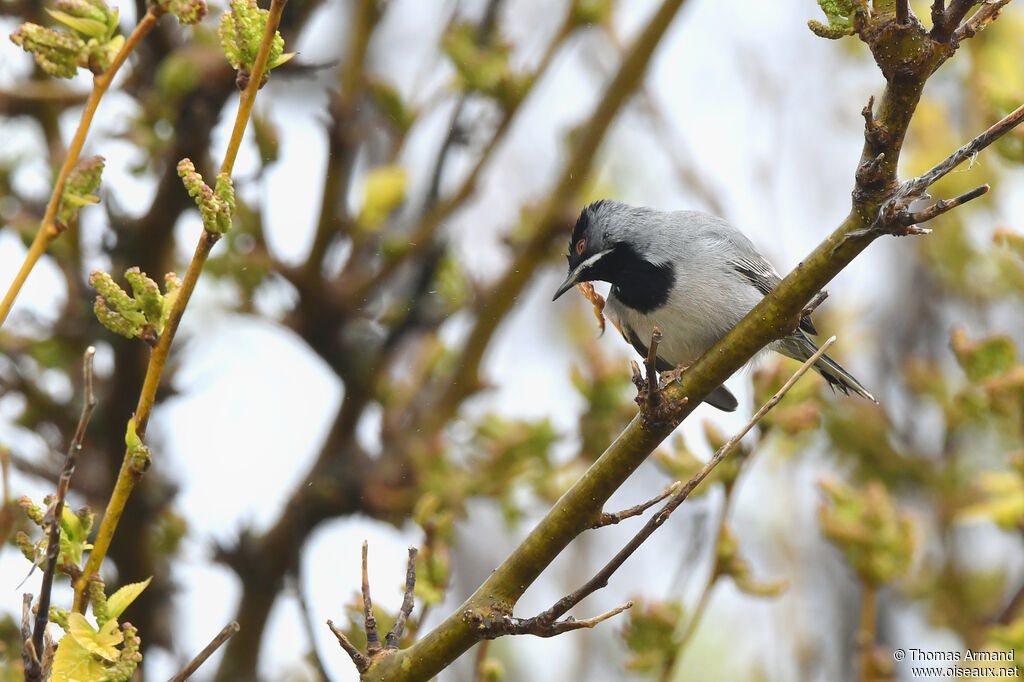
[{"left": 575, "top": 238, "right": 586, "bottom": 256}]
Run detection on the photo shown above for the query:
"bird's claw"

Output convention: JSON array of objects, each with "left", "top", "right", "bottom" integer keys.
[{"left": 630, "top": 340, "right": 689, "bottom": 428}]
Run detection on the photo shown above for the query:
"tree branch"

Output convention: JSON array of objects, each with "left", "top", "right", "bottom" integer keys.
[
  {"left": 27, "top": 347, "right": 96, "bottom": 681},
  {"left": 367, "top": 7, "right": 1024, "bottom": 672},
  {"left": 467, "top": 340, "right": 829, "bottom": 644},
  {"left": 168, "top": 621, "right": 240, "bottom": 682}
]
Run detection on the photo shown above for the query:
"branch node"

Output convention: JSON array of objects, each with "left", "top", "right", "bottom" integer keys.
[
  {"left": 861, "top": 96, "right": 892, "bottom": 150},
  {"left": 591, "top": 482, "right": 682, "bottom": 529},
  {"left": 384, "top": 546, "right": 418, "bottom": 649},
  {"left": 329, "top": 542, "right": 421, "bottom": 674}
]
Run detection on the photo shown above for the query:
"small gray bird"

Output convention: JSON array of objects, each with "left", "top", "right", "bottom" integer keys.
[{"left": 552, "top": 200, "right": 875, "bottom": 411}]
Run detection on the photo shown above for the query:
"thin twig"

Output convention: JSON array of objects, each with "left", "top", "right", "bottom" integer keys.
[
  {"left": 385, "top": 546, "right": 418, "bottom": 649},
  {"left": 73, "top": 0, "right": 290, "bottom": 611},
  {"left": 472, "top": 339, "right": 835, "bottom": 640},
  {"left": 362, "top": 541, "right": 382, "bottom": 655},
  {"left": 327, "top": 620, "right": 369, "bottom": 673},
  {"left": 291, "top": 571, "right": 332, "bottom": 682},
  {"left": 904, "top": 184, "right": 989, "bottom": 225},
  {"left": 22, "top": 593, "right": 39, "bottom": 681},
  {"left": 910, "top": 103, "right": 1024, "bottom": 194},
  {"left": 591, "top": 482, "right": 682, "bottom": 529},
  {"left": 31, "top": 347, "right": 96, "bottom": 660},
  {"left": 167, "top": 621, "right": 240, "bottom": 682},
  {"left": 347, "top": 1, "right": 577, "bottom": 303},
  {"left": 555, "top": 338, "right": 834, "bottom": 620},
  {"left": 0, "top": 7, "right": 163, "bottom": 329},
  {"left": 955, "top": 0, "right": 1012, "bottom": 40}
]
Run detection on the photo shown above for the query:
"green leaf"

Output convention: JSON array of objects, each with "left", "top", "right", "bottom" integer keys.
[
  {"left": 106, "top": 577, "right": 151, "bottom": 620},
  {"left": 68, "top": 612, "right": 123, "bottom": 661},
  {"left": 952, "top": 328, "right": 1018, "bottom": 382},
  {"left": 46, "top": 8, "right": 108, "bottom": 39},
  {"left": 268, "top": 51, "right": 295, "bottom": 69},
  {"left": 357, "top": 165, "right": 407, "bottom": 231},
  {"left": 52, "top": 631, "right": 109, "bottom": 682}
]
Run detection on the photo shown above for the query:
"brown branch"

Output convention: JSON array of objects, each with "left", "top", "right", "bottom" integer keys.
[
  {"left": 330, "top": 543, "right": 421, "bottom": 673},
  {"left": 847, "top": 102, "right": 1024, "bottom": 242},
  {"left": 591, "top": 481, "right": 682, "bottom": 529},
  {"left": 345, "top": 2, "right": 578, "bottom": 304},
  {"left": 467, "top": 601, "right": 633, "bottom": 639},
  {"left": 956, "top": 0, "right": 1013, "bottom": 40},
  {"left": 904, "top": 184, "right": 989, "bottom": 226},
  {"left": 361, "top": 540, "right": 382, "bottom": 656},
  {"left": 503, "top": 338, "right": 834, "bottom": 633},
  {"left": 385, "top": 547, "right": 418, "bottom": 649},
  {"left": 21, "top": 593, "right": 38, "bottom": 680},
  {"left": 167, "top": 621, "right": 240, "bottom": 682},
  {"left": 897, "top": 0, "right": 911, "bottom": 24},
  {"left": 328, "top": 620, "right": 369, "bottom": 673},
  {"left": 29, "top": 347, "right": 96, "bottom": 672},
  {"left": 932, "top": 0, "right": 982, "bottom": 41}
]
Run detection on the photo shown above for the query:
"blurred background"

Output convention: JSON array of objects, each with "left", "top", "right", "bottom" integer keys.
[{"left": 1, "top": 0, "right": 1024, "bottom": 680}]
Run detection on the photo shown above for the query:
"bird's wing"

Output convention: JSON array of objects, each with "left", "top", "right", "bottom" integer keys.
[{"left": 730, "top": 256, "right": 818, "bottom": 335}]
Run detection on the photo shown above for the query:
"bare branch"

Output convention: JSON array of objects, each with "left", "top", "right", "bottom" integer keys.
[
  {"left": 327, "top": 620, "right": 369, "bottom": 673},
  {"left": 467, "top": 338, "right": 835, "bottom": 644},
  {"left": 897, "top": 0, "right": 910, "bottom": 24},
  {"left": 956, "top": 0, "right": 1013, "bottom": 40},
  {"left": 911, "top": 103, "right": 1024, "bottom": 194},
  {"left": 904, "top": 184, "right": 989, "bottom": 225},
  {"left": 385, "top": 546, "right": 418, "bottom": 649},
  {"left": 22, "top": 593, "right": 39, "bottom": 681},
  {"left": 330, "top": 542, "right": 422, "bottom": 673},
  {"left": 362, "top": 540, "right": 382, "bottom": 656},
  {"left": 931, "top": 0, "right": 982, "bottom": 41},
  {"left": 167, "top": 621, "right": 240, "bottom": 682},
  {"left": 467, "top": 601, "right": 633, "bottom": 639},
  {"left": 591, "top": 482, "right": 682, "bottom": 529},
  {"left": 851, "top": 102, "right": 1024, "bottom": 243},
  {"left": 31, "top": 347, "right": 97, "bottom": 665}
]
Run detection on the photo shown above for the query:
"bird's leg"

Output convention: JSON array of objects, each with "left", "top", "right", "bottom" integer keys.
[
  {"left": 659, "top": 361, "right": 693, "bottom": 386},
  {"left": 630, "top": 328, "right": 688, "bottom": 427}
]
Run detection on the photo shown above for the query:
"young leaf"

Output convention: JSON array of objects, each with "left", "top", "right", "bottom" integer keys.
[
  {"left": 106, "top": 577, "right": 152, "bottom": 620},
  {"left": 68, "top": 612, "right": 123, "bottom": 661},
  {"left": 52, "top": 632, "right": 109, "bottom": 682}
]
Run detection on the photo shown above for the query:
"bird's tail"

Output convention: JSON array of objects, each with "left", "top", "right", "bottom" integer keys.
[{"left": 776, "top": 332, "right": 876, "bottom": 403}]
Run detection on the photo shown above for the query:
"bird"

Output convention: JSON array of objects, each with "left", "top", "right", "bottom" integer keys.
[{"left": 552, "top": 199, "right": 875, "bottom": 412}]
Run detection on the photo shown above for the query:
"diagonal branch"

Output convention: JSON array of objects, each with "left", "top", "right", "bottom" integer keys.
[
  {"left": 28, "top": 347, "right": 96, "bottom": 680},
  {"left": 468, "top": 339, "right": 831, "bottom": 642},
  {"left": 167, "top": 621, "right": 240, "bottom": 682}
]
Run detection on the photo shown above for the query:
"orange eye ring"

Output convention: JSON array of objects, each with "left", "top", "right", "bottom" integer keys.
[{"left": 575, "top": 238, "right": 586, "bottom": 256}]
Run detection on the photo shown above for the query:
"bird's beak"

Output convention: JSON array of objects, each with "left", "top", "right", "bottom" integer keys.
[
  {"left": 552, "top": 249, "right": 611, "bottom": 301},
  {"left": 552, "top": 268, "right": 582, "bottom": 301}
]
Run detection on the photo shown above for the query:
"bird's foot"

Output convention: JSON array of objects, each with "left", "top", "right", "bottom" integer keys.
[
  {"left": 659, "top": 361, "right": 693, "bottom": 387},
  {"left": 630, "top": 330, "right": 689, "bottom": 428}
]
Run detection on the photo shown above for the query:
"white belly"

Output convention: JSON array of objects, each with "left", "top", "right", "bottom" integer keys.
[{"left": 605, "top": 283, "right": 760, "bottom": 366}]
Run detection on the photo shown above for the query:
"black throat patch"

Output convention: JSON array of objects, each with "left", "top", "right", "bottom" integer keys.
[{"left": 588, "top": 242, "right": 675, "bottom": 313}]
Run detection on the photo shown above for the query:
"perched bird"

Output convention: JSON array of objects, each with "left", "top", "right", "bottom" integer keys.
[{"left": 552, "top": 200, "right": 875, "bottom": 412}]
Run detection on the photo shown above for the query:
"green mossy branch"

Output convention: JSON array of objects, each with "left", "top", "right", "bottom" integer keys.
[{"left": 362, "top": 4, "right": 1023, "bottom": 679}]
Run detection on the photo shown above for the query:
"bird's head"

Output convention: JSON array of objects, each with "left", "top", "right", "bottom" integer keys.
[{"left": 553, "top": 200, "right": 623, "bottom": 301}]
